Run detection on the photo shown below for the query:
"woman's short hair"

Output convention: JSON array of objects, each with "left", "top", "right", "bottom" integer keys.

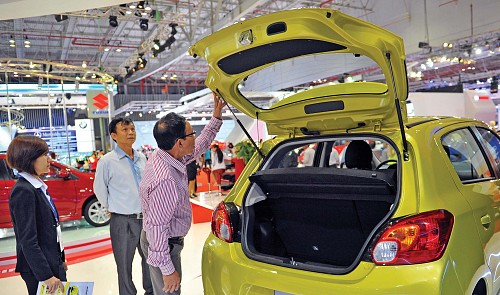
[
  {"left": 6, "top": 136, "right": 49, "bottom": 174},
  {"left": 153, "top": 112, "right": 186, "bottom": 150}
]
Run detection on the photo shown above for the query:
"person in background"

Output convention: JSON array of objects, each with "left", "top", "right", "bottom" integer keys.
[
  {"left": 211, "top": 144, "right": 226, "bottom": 193},
  {"left": 186, "top": 161, "right": 198, "bottom": 198},
  {"left": 6, "top": 136, "right": 67, "bottom": 295},
  {"left": 94, "top": 117, "right": 153, "bottom": 295},
  {"left": 301, "top": 144, "right": 316, "bottom": 167},
  {"left": 204, "top": 148, "right": 211, "bottom": 168},
  {"left": 88, "top": 151, "right": 98, "bottom": 172},
  {"left": 329, "top": 147, "right": 340, "bottom": 168},
  {"left": 139, "top": 92, "right": 225, "bottom": 294}
]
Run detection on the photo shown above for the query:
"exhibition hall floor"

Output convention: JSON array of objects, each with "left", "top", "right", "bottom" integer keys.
[{"left": 0, "top": 221, "right": 210, "bottom": 294}]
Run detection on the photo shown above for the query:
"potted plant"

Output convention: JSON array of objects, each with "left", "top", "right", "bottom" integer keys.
[{"left": 235, "top": 140, "right": 256, "bottom": 164}]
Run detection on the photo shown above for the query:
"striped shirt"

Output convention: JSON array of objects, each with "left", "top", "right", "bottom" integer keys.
[{"left": 140, "top": 117, "right": 222, "bottom": 275}]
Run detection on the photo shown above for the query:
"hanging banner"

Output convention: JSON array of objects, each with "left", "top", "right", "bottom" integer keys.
[{"left": 86, "top": 90, "right": 114, "bottom": 118}]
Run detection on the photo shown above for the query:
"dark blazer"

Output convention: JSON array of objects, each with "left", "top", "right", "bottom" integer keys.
[{"left": 9, "top": 177, "right": 65, "bottom": 281}]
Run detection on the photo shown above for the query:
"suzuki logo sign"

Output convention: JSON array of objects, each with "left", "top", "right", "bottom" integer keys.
[
  {"left": 86, "top": 90, "right": 114, "bottom": 118},
  {"left": 92, "top": 93, "right": 109, "bottom": 109}
]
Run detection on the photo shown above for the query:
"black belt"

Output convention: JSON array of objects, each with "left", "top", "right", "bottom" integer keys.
[
  {"left": 112, "top": 212, "right": 143, "bottom": 219},
  {"left": 169, "top": 236, "right": 184, "bottom": 243}
]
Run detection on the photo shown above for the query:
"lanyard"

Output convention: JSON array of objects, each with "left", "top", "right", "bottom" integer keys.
[{"left": 46, "top": 191, "right": 59, "bottom": 223}]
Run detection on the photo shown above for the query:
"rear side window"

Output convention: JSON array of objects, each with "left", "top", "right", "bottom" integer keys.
[
  {"left": 441, "top": 128, "right": 492, "bottom": 182},
  {"left": 476, "top": 127, "right": 500, "bottom": 176}
]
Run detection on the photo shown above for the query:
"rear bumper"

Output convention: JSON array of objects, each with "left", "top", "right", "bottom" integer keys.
[{"left": 202, "top": 234, "right": 463, "bottom": 295}]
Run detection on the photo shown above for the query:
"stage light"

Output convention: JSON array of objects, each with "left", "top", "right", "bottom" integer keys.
[
  {"left": 137, "top": 1, "right": 145, "bottom": 9},
  {"left": 144, "top": 1, "right": 151, "bottom": 11},
  {"left": 109, "top": 16, "right": 118, "bottom": 27},
  {"left": 8, "top": 98, "right": 15, "bottom": 105},
  {"left": 169, "top": 23, "right": 178, "bottom": 35},
  {"left": 65, "top": 93, "right": 72, "bottom": 100},
  {"left": 82, "top": 61, "right": 87, "bottom": 68},
  {"left": 153, "top": 39, "right": 160, "bottom": 51},
  {"left": 55, "top": 14, "right": 68, "bottom": 22},
  {"left": 56, "top": 97, "right": 62, "bottom": 104},
  {"left": 139, "top": 19, "right": 148, "bottom": 31},
  {"left": 418, "top": 41, "right": 429, "bottom": 49}
]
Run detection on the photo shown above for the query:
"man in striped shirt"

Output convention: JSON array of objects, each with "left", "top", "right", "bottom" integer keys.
[{"left": 139, "top": 93, "right": 226, "bottom": 294}]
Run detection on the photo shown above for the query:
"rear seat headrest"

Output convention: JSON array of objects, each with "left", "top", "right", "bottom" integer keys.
[{"left": 345, "top": 140, "right": 373, "bottom": 170}]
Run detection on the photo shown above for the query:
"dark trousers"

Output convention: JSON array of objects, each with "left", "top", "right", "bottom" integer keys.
[
  {"left": 140, "top": 230, "right": 184, "bottom": 295},
  {"left": 110, "top": 214, "right": 153, "bottom": 295},
  {"left": 21, "top": 263, "right": 66, "bottom": 295}
]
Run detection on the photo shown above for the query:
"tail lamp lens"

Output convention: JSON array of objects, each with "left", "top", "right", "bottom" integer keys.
[
  {"left": 211, "top": 202, "right": 234, "bottom": 243},
  {"left": 372, "top": 209, "right": 454, "bottom": 265}
]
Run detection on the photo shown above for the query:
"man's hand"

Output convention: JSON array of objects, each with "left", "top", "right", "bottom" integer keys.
[
  {"left": 212, "top": 91, "right": 227, "bottom": 119},
  {"left": 44, "top": 276, "right": 64, "bottom": 294},
  {"left": 163, "top": 271, "right": 181, "bottom": 293}
]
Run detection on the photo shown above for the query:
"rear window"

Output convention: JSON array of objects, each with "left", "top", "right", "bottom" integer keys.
[
  {"left": 263, "top": 137, "right": 396, "bottom": 171},
  {"left": 441, "top": 128, "right": 492, "bottom": 182},
  {"left": 237, "top": 51, "right": 384, "bottom": 110}
]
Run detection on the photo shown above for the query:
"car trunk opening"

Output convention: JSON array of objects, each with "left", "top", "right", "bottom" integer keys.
[{"left": 242, "top": 167, "right": 396, "bottom": 272}]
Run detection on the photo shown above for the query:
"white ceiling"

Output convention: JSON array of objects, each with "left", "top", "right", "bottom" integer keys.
[{"left": 0, "top": 0, "right": 499, "bottom": 92}]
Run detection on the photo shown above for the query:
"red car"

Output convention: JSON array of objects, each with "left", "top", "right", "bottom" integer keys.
[{"left": 0, "top": 153, "right": 110, "bottom": 228}]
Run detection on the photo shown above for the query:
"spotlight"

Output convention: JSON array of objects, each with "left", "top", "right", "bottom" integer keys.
[
  {"left": 153, "top": 39, "right": 160, "bottom": 51},
  {"left": 8, "top": 98, "right": 15, "bottom": 105},
  {"left": 137, "top": 1, "right": 145, "bottom": 9},
  {"left": 65, "top": 93, "right": 72, "bottom": 100},
  {"left": 169, "top": 23, "right": 178, "bottom": 35},
  {"left": 109, "top": 16, "right": 118, "bottom": 27},
  {"left": 139, "top": 19, "right": 148, "bottom": 31},
  {"left": 55, "top": 14, "right": 68, "bottom": 22},
  {"left": 56, "top": 97, "right": 62, "bottom": 104},
  {"left": 418, "top": 41, "right": 429, "bottom": 49}
]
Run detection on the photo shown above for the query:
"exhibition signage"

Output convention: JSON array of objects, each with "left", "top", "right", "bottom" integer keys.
[
  {"left": 86, "top": 90, "right": 114, "bottom": 118},
  {"left": 19, "top": 127, "right": 78, "bottom": 154}
]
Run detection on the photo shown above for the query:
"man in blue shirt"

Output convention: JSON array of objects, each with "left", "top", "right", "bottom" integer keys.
[{"left": 94, "top": 117, "right": 153, "bottom": 295}]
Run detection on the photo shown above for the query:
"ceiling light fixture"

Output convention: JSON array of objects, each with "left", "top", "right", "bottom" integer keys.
[
  {"left": 137, "top": 1, "right": 145, "bottom": 9},
  {"left": 54, "top": 14, "right": 68, "bottom": 22},
  {"left": 109, "top": 15, "right": 118, "bottom": 27},
  {"left": 82, "top": 61, "right": 87, "bottom": 68},
  {"left": 139, "top": 19, "right": 148, "bottom": 31}
]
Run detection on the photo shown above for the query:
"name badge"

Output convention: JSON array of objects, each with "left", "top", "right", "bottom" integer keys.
[{"left": 56, "top": 224, "right": 64, "bottom": 252}]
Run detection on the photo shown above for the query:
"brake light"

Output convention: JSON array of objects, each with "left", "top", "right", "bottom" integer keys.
[
  {"left": 211, "top": 202, "right": 238, "bottom": 243},
  {"left": 372, "top": 210, "right": 454, "bottom": 265}
]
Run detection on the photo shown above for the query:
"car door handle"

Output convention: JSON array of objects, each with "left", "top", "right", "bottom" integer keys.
[{"left": 481, "top": 214, "right": 491, "bottom": 229}]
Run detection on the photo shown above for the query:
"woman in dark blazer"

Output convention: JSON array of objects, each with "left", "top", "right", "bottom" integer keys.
[{"left": 6, "top": 136, "right": 67, "bottom": 295}]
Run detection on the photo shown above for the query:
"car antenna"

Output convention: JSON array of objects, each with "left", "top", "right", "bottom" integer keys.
[{"left": 215, "top": 89, "right": 265, "bottom": 160}]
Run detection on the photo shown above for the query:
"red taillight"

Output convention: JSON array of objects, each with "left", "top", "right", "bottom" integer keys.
[
  {"left": 211, "top": 202, "right": 234, "bottom": 243},
  {"left": 372, "top": 210, "right": 454, "bottom": 265}
]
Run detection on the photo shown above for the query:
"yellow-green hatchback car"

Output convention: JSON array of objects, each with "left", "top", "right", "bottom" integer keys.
[{"left": 189, "top": 8, "right": 500, "bottom": 295}]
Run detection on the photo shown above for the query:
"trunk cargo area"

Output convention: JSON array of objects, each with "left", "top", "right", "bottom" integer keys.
[{"left": 245, "top": 167, "right": 397, "bottom": 268}]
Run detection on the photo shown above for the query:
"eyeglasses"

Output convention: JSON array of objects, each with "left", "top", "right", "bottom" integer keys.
[{"left": 176, "top": 131, "right": 196, "bottom": 141}]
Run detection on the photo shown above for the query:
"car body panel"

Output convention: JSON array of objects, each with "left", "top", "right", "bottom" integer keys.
[
  {"left": 192, "top": 7, "right": 500, "bottom": 295},
  {"left": 201, "top": 116, "right": 500, "bottom": 294},
  {"left": 189, "top": 8, "right": 408, "bottom": 135},
  {"left": 0, "top": 154, "right": 97, "bottom": 228},
  {"left": 202, "top": 234, "right": 463, "bottom": 295}
]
